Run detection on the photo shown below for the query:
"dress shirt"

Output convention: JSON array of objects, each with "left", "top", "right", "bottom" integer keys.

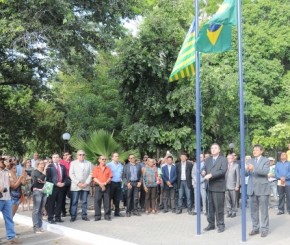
[
  {"left": 129, "top": 164, "right": 138, "bottom": 181},
  {"left": 60, "top": 159, "right": 70, "bottom": 177},
  {"left": 168, "top": 165, "right": 172, "bottom": 180},
  {"left": 181, "top": 162, "right": 186, "bottom": 180},
  {"left": 107, "top": 161, "right": 123, "bottom": 182},
  {"left": 54, "top": 163, "right": 62, "bottom": 181},
  {"left": 93, "top": 165, "right": 112, "bottom": 183}
]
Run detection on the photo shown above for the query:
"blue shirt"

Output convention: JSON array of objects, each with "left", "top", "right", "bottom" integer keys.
[
  {"left": 275, "top": 161, "right": 290, "bottom": 186},
  {"left": 107, "top": 161, "right": 123, "bottom": 182},
  {"left": 129, "top": 164, "right": 138, "bottom": 181}
]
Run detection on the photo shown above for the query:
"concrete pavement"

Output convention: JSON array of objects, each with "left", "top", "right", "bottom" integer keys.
[{"left": 1, "top": 196, "right": 290, "bottom": 245}]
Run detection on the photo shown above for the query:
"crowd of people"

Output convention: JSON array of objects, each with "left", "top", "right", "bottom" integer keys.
[{"left": 1, "top": 143, "right": 290, "bottom": 243}]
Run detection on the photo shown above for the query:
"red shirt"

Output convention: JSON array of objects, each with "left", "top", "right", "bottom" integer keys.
[
  {"left": 93, "top": 165, "right": 112, "bottom": 183},
  {"left": 60, "top": 159, "right": 71, "bottom": 177}
]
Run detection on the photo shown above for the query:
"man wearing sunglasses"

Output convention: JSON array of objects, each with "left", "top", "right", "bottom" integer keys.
[
  {"left": 93, "top": 156, "right": 112, "bottom": 221},
  {"left": 123, "top": 154, "right": 143, "bottom": 217},
  {"left": 69, "top": 150, "right": 93, "bottom": 222}
]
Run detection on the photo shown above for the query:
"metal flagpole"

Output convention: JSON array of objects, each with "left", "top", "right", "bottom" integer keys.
[
  {"left": 237, "top": 0, "right": 246, "bottom": 242},
  {"left": 194, "top": 0, "right": 201, "bottom": 235}
]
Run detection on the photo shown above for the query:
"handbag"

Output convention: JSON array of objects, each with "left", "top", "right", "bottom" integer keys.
[
  {"left": 42, "top": 181, "right": 54, "bottom": 196},
  {"left": 10, "top": 186, "right": 22, "bottom": 199}
]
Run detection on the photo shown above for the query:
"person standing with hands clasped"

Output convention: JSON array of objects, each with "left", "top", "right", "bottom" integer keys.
[
  {"left": 246, "top": 144, "right": 270, "bottom": 238},
  {"left": 202, "top": 143, "right": 227, "bottom": 233},
  {"left": 123, "top": 154, "right": 143, "bottom": 217},
  {"left": 143, "top": 158, "right": 158, "bottom": 214},
  {"left": 93, "top": 156, "right": 112, "bottom": 221},
  {"left": 69, "top": 150, "right": 92, "bottom": 222},
  {"left": 46, "top": 154, "right": 67, "bottom": 224}
]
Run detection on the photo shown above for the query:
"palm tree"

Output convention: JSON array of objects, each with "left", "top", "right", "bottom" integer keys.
[{"left": 70, "top": 129, "right": 138, "bottom": 164}]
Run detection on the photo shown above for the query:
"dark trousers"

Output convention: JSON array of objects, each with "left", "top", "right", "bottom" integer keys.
[
  {"left": 277, "top": 185, "right": 290, "bottom": 213},
  {"left": 61, "top": 184, "right": 71, "bottom": 215},
  {"left": 163, "top": 188, "right": 176, "bottom": 210},
  {"left": 145, "top": 187, "right": 157, "bottom": 211},
  {"left": 139, "top": 184, "right": 146, "bottom": 209},
  {"left": 47, "top": 186, "right": 64, "bottom": 221},
  {"left": 94, "top": 185, "right": 111, "bottom": 219},
  {"left": 126, "top": 182, "right": 139, "bottom": 213},
  {"left": 207, "top": 191, "right": 225, "bottom": 229},
  {"left": 110, "top": 182, "right": 122, "bottom": 215}
]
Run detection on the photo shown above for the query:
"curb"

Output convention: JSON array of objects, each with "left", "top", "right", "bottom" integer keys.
[{"left": 12, "top": 214, "right": 137, "bottom": 245}]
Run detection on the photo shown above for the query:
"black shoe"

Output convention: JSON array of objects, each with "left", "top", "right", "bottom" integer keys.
[
  {"left": 126, "top": 212, "right": 131, "bottom": 217},
  {"left": 114, "top": 213, "right": 124, "bottom": 217},
  {"left": 176, "top": 209, "right": 182, "bottom": 214},
  {"left": 94, "top": 218, "right": 101, "bottom": 221},
  {"left": 70, "top": 218, "right": 76, "bottom": 222},
  {"left": 203, "top": 225, "right": 215, "bottom": 231},
  {"left": 217, "top": 228, "right": 225, "bottom": 233},
  {"left": 249, "top": 230, "right": 259, "bottom": 236},
  {"left": 231, "top": 213, "right": 236, "bottom": 218},
  {"left": 163, "top": 209, "right": 168, "bottom": 213},
  {"left": 277, "top": 211, "right": 284, "bottom": 215},
  {"left": 62, "top": 213, "right": 67, "bottom": 217},
  {"left": 105, "top": 217, "right": 112, "bottom": 221},
  {"left": 82, "top": 217, "right": 90, "bottom": 221},
  {"left": 48, "top": 220, "right": 56, "bottom": 224},
  {"left": 132, "top": 212, "right": 141, "bottom": 216},
  {"left": 261, "top": 232, "right": 268, "bottom": 237},
  {"left": 189, "top": 211, "right": 197, "bottom": 215},
  {"left": 55, "top": 219, "right": 64, "bottom": 223},
  {"left": 172, "top": 209, "right": 176, "bottom": 213},
  {"left": 226, "top": 213, "right": 231, "bottom": 218}
]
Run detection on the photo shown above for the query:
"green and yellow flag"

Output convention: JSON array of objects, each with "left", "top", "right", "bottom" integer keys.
[
  {"left": 196, "top": 0, "right": 237, "bottom": 53},
  {"left": 169, "top": 19, "right": 196, "bottom": 82}
]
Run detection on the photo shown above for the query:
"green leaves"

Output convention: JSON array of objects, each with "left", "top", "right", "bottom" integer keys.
[{"left": 70, "top": 130, "right": 138, "bottom": 163}]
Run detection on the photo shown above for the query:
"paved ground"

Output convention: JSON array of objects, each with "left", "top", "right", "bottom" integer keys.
[
  {"left": 0, "top": 220, "right": 87, "bottom": 245},
  {"left": 1, "top": 196, "right": 290, "bottom": 245}
]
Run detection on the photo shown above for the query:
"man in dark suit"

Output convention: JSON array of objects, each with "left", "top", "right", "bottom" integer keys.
[
  {"left": 46, "top": 153, "right": 67, "bottom": 224},
  {"left": 202, "top": 143, "right": 227, "bottom": 233},
  {"left": 176, "top": 152, "right": 193, "bottom": 215},
  {"left": 122, "top": 154, "right": 142, "bottom": 217},
  {"left": 162, "top": 156, "right": 177, "bottom": 213},
  {"left": 246, "top": 144, "right": 270, "bottom": 238}
]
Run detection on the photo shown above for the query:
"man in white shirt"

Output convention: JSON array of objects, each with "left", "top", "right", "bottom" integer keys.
[{"left": 176, "top": 152, "right": 193, "bottom": 215}]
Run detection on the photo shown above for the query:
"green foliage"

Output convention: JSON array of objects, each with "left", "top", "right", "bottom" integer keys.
[
  {"left": 54, "top": 52, "right": 125, "bottom": 139},
  {"left": 0, "top": 85, "right": 34, "bottom": 155},
  {"left": 1, "top": 0, "right": 290, "bottom": 158},
  {"left": 70, "top": 130, "right": 138, "bottom": 163},
  {"left": 254, "top": 123, "right": 290, "bottom": 150},
  {"left": 0, "top": 0, "right": 141, "bottom": 156},
  {"left": 116, "top": 0, "right": 197, "bottom": 154},
  {"left": 116, "top": 0, "right": 290, "bottom": 156}
]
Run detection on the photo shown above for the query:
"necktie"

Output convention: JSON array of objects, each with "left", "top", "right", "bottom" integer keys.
[
  {"left": 213, "top": 158, "right": 216, "bottom": 165},
  {"left": 56, "top": 163, "right": 62, "bottom": 182}
]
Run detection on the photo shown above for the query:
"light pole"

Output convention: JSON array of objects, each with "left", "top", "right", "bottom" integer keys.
[{"left": 62, "top": 133, "right": 71, "bottom": 153}]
